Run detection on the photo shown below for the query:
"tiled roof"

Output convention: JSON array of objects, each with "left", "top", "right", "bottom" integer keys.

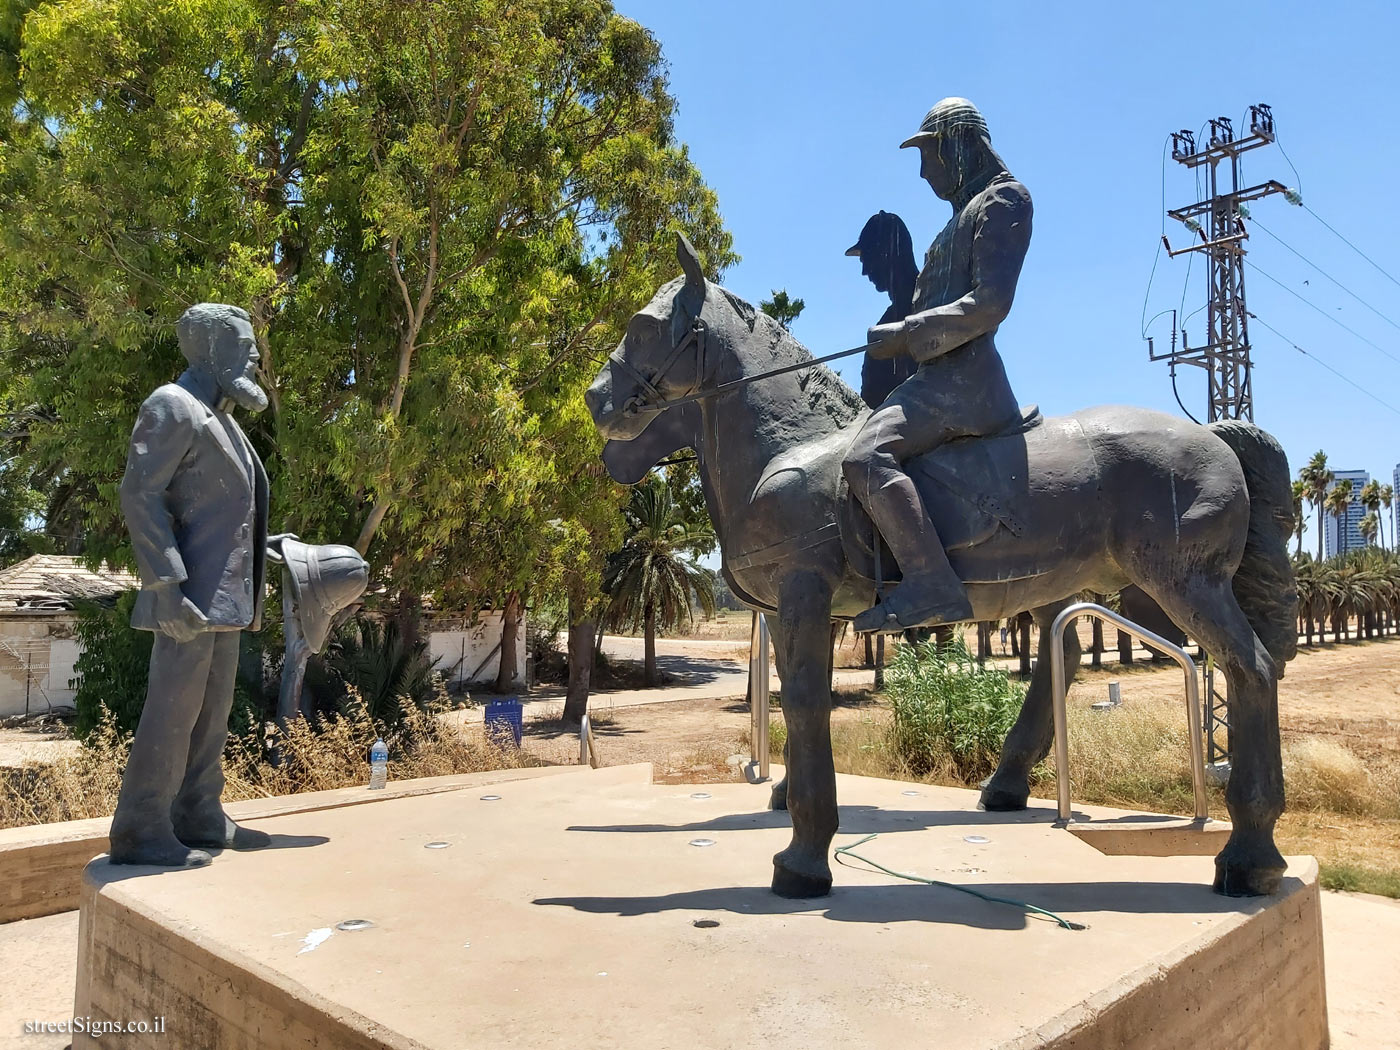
[{"left": 0, "top": 555, "right": 138, "bottom": 611}]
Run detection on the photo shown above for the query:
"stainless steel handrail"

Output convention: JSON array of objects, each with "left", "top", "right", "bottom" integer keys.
[
  {"left": 749, "top": 612, "right": 771, "bottom": 781},
  {"left": 1050, "top": 602, "right": 1209, "bottom": 822}
]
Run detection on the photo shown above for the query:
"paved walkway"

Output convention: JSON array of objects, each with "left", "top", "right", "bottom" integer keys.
[{"left": 453, "top": 634, "right": 877, "bottom": 725}]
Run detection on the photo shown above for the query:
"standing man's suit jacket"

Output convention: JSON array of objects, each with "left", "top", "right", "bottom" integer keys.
[{"left": 121, "top": 372, "right": 269, "bottom": 632}]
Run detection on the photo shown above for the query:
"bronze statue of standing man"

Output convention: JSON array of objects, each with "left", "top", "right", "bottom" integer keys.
[
  {"left": 845, "top": 98, "right": 1032, "bottom": 633},
  {"left": 109, "top": 303, "right": 273, "bottom": 866}
]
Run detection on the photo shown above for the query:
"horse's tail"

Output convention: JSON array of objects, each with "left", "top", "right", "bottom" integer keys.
[{"left": 1209, "top": 420, "right": 1299, "bottom": 672}]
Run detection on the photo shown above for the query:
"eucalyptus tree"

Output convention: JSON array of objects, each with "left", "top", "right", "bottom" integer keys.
[{"left": 0, "top": 0, "right": 734, "bottom": 675}]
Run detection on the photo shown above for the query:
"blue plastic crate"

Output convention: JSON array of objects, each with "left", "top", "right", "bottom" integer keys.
[{"left": 484, "top": 697, "right": 523, "bottom": 747}]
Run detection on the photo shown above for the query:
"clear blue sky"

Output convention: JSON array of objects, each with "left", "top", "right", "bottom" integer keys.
[{"left": 616, "top": 0, "right": 1400, "bottom": 551}]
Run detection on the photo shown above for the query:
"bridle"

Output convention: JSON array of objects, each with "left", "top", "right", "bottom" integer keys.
[
  {"left": 609, "top": 317, "right": 709, "bottom": 418},
  {"left": 608, "top": 310, "right": 876, "bottom": 418}
]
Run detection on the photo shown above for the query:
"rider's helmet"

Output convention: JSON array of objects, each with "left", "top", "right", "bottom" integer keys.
[{"left": 899, "top": 97, "right": 989, "bottom": 149}]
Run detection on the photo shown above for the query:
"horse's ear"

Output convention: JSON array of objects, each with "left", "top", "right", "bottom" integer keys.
[{"left": 675, "top": 231, "right": 705, "bottom": 293}]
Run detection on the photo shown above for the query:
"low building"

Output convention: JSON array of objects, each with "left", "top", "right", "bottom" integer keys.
[
  {"left": 0, "top": 556, "right": 524, "bottom": 717},
  {"left": 0, "top": 555, "right": 138, "bottom": 718},
  {"left": 424, "top": 610, "right": 527, "bottom": 691}
]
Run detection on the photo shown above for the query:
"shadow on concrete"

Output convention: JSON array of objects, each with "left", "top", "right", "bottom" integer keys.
[
  {"left": 565, "top": 803, "right": 1096, "bottom": 836},
  {"left": 86, "top": 834, "right": 330, "bottom": 884},
  {"left": 533, "top": 873, "right": 1296, "bottom": 931}
]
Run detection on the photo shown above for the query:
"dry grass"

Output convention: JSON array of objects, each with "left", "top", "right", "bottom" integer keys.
[
  {"left": 0, "top": 696, "right": 533, "bottom": 831},
  {"left": 759, "top": 692, "right": 1400, "bottom": 896}
]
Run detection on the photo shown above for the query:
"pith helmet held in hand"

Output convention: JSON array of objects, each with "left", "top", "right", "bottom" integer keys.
[
  {"left": 900, "top": 97, "right": 989, "bottom": 149},
  {"left": 277, "top": 539, "right": 369, "bottom": 653}
]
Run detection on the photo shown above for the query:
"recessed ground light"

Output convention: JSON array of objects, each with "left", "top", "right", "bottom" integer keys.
[
  {"left": 690, "top": 792, "right": 712, "bottom": 800},
  {"left": 692, "top": 919, "right": 720, "bottom": 928},
  {"left": 689, "top": 837, "right": 717, "bottom": 847},
  {"left": 901, "top": 790, "right": 920, "bottom": 796},
  {"left": 336, "top": 919, "right": 375, "bottom": 931},
  {"left": 963, "top": 835, "right": 990, "bottom": 844},
  {"left": 424, "top": 841, "right": 451, "bottom": 849},
  {"left": 480, "top": 795, "right": 502, "bottom": 801}
]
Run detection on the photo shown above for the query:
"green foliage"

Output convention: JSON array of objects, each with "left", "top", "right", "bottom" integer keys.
[
  {"left": 0, "top": 0, "right": 735, "bottom": 616},
  {"left": 884, "top": 638, "right": 1026, "bottom": 780},
  {"left": 71, "top": 592, "right": 152, "bottom": 738},
  {"left": 759, "top": 288, "right": 805, "bottom": 331},
  {"left": 308, "top": 617, "right": 442, "bottom": 728},
  {"left": 71, "top": 591, "right": 270, "bottom": 739},
  {"left": 1318, "top": 862, "right": 1400, "bottom": 899}
]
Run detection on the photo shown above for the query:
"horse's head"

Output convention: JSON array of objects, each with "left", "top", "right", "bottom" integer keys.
[{"left": 586, "top": 232, "right": 712, "bottom": 444}]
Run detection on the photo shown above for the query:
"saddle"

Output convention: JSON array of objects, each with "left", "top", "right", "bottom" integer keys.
[{"left": 836, "top": 404, "right": 1094, "bottom": 586}]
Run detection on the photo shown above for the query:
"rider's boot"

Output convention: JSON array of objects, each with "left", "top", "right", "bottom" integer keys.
[{"left": 853, "top": 474, "right": 972, "bottom": 633}]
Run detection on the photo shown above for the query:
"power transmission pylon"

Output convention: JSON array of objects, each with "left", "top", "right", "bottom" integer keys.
[
  {"left": 1148, "top": 104, "right": 1294, "bottom": 769},
  {"left": 1150, "top": 103, "right": 1293, "bottom": 423}
]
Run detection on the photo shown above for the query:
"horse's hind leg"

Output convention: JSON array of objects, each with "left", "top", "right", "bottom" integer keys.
[
  {"left": 770, "top": 621, "right": 839, "bottom": 812},
  {"left": 1142, "top": 576, "right": 1286, "bottom": 896},
  {"left": 980, "top": 599, "right": 1081, "bottom": 811}
]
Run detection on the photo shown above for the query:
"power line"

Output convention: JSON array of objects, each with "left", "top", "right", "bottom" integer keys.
[
  {"left": 1251, "top": 314, "right": 1400, "bottom": 419},
  {"left": 1250, "top": 263, "right": 1400, "bottom": 369},
  {"left": 1302, "top": 203, "right": 1400, "bottom": 292},
  {"left": 1253, "top": 219, "right": 1400, "bottom": 333}
]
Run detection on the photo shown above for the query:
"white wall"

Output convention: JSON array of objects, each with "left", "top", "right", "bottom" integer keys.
[
  {"left": 427, "top": 610, "right": 527, "bottom": 691},
  {"left": 0, "top": 617, "right": 80, "bottom": 718}
]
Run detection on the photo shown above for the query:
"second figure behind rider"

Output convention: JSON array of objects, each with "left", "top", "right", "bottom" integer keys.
[{"left": 844, "top": 97, "right": 1032, "bottom": 633}]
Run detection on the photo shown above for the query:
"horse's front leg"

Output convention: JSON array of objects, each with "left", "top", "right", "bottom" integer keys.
[
  {"left": 981, "top": 599, "right": 1081, "bottom": 810},
  {"left": 770, "top": 569, "right": 838, "bottom": 898}
]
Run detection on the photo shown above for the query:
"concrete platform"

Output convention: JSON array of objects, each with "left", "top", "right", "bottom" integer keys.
[{"left": 73, "top": 765, "right": 1327, "bottom": 1050}]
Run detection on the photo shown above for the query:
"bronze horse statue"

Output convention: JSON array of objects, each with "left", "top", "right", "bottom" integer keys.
[{"left": 586, "top": 235, "right": 1297, "bottom": 900}]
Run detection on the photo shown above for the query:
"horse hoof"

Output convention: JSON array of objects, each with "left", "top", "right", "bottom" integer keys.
[
  {"left": 1213, "top": 842, "right": 1287, "bottom": 897},
  {"left": 772, "top": 862, "right": 832, "bottom": 899},
  {"left": 978, "top": 783, "right": 1028, "bottom": 811},
  {"left": 769, "top": 784, "right": 788, "bottom": 811}
]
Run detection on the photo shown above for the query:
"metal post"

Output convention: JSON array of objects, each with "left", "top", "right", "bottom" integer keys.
[
  {"left": 579, "top": 713, "right": 597, "bottom": 768},
  {"left": 748, "top": 611, "right": 771, "bottom": 780},
  {"left": 1050, "top": 602, "right": 1208, "bottom": 823}
]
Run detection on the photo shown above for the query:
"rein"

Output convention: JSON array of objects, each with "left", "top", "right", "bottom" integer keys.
[{"left": 612, "top": 322, "right": 876, "bottom": 417}]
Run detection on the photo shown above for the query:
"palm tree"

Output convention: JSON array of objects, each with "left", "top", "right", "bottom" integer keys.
[
  {"left": 1360, "top": 481, "right": 1382, "bottom": 546},
  {"left": 1299, "top": 451, "right": 1333, "bottom": 563},
  {"left": 1325, "top": 478, "right": 1354, "bottom": 557},
  {"left": 1360, "top": 511, "right": 1379, "bottom": 548},
  {"left": 602, "top": 475, "right": 717, "bottom": 686},
  {"left": 1381, "top": 484, "right": 1395, "bottom": 550},
  {"left": 1290, "top": 479, "right": 1307, "bottom": 558}
]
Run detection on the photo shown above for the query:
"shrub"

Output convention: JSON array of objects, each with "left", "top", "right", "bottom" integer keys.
[
  {"left": 884, "top": 638, "right": 1025, "bottom": 781},
  {"left": 71, "top": 593, "right": 272, "bottom": 740},
  {"left": 306, "top": 617, "right": 442, "bottom": 728},
  {"left": 71, "top": 593, "right": 153, "bottom": 739}
]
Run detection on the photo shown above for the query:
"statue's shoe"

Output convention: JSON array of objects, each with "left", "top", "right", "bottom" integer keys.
[
  {"left": 175, "top": 814, "right": 272, "bottom": 852},
  {"left": 109, "top": 836, "right": 213, "bottom": 868},
  {"left": 852, "top": 591, "right": 973, "bottom": 634}
]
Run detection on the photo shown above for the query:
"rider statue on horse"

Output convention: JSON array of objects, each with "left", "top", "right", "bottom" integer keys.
[{"left": 846, "top": 97, "right": 1033, "bottom": 634}]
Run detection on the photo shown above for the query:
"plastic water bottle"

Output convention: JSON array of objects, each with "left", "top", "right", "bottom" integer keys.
[{"left": 369, "top": 738, "right": 388, "bottom": 790}]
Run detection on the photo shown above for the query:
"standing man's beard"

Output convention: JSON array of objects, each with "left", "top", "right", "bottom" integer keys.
[{"left": 220, "top": 370, "right": 270, "bottom": 413}]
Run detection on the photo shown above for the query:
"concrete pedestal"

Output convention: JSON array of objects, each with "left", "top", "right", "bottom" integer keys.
[{"left": 73, "top": 765, "right": 1327, "bottom": 1049}]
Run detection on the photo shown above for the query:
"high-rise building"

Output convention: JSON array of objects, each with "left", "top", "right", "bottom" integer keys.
[
  {"left": 1324, "top": 470, "right": 1370, "bottom": 558},
  {"left": 1393, "top": 463, "right": 1400, "bottom": 548}
]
